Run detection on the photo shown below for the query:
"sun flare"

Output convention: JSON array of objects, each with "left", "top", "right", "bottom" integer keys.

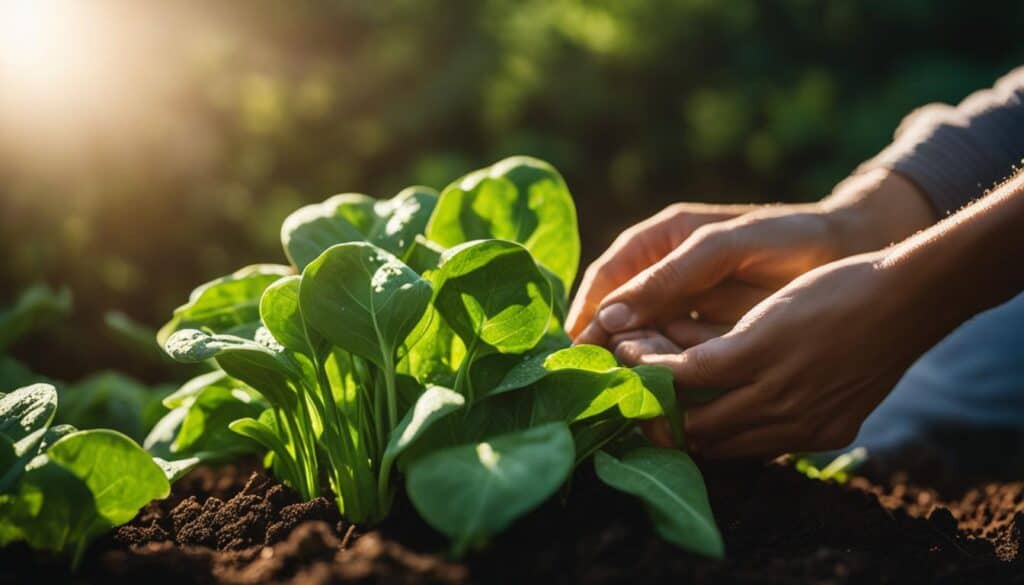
[{"left": 0, "top": 0, "right": 75, "bottom": 87}]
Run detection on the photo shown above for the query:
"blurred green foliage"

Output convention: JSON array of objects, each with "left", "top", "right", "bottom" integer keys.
[{"left": 1, "top": 0, "right": 1022, "bottom": 380}]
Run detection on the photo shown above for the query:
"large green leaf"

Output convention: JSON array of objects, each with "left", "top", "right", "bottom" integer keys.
[
  {"left": 594, "top": 447, "right": 723, "bottom": 558},
  {"left": 143, "top": 407, "right": 188, "bottom": 459},
  {"left": 157, "top": 264, "right": 292, "bottom": 345},
  {"left": 164, "top": 329, "right": 299, "bottom": 409},
  {"left": 368, "top": 186, "right": 438, "bottom": 258},
  {"left": 172, "top": 384, "right": 264, "bottom": 456},
  {"left": 431, "top": 239, "right": 552, "bottom": 357},
  {"left": 47, "top": 430, "right": 171, "bottom": 527},
  {"left": 0, "top": 423, "right": 77, "bottom": 494},
  {"left": 632, "top": 365, "right": 683, "bottom": 446},
  {"left": 406, "top": 422, "right": 574, "bottom": 552},
  {"left": 570, "top": 412, "right": 632, "bottom": 464},
  {"left": 281, "top": 193, "right": 377, "bottom": 271},
  {"left": 260, "top": 275, "right": 324, "bottom": 357},
  {"left": 299, "top": 242, "right": 432, "bottom": 368},
  {"left": 228, "top": 415, "right": 302, "bottom": 490},
  {"left": 152, "top": 456, "right": 203, "bottom": 483},
  {"left": 162, "top": 369, "right": 232, "bottom": 409},
  {"left": 398, "top": 307, "right": 464, "bottom": 388},
  {"left": 282, "top": 188, "right": 438, "bottom": 271},
  {"left": 405, "top": 235, "right": 446, "bottom": 274},
  {"left": 0, "top": 383, "right": 57, "bottom": 445},
  {"left": 489, "top": 345, "right": 664, "bottom": 423},
  {"left": 426, "top": 156, "right": 580, "bottom": 293},
  {"left": 0, "top": 457, "right": 96, "bottom": 558},
  {"left": 381, "top": 385, "right": 464, "bottom": 477},
  {"left": 1, "top": 429, "right": 173, "bottom": 564}
]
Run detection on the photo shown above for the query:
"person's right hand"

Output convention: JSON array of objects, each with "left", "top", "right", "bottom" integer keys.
[{"left": 568, "top": 169, "right": 935, "bottom": 347}]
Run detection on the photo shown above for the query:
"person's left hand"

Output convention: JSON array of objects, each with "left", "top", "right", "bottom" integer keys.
[{"left": 613, "top": 250, "right": 951, "bottom": 458}]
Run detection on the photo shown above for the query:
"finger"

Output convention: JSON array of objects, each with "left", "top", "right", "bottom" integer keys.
[
  {"left": 567, "top": 259, "right": 635, "bottom": 338},
  {"left": 567, "top": 216, "right": 674, "bottom": 337},
  {"left": 567, "top": 205, "right": 762, "bottom": 337},
  {"left": 660, "top": 320, "right": 729, "bottom": 349},
  {"left": 572, "top": 318, "right": 610, "bottom": 347},
  {"left": 612, "top": 334, "right": 681, "bottom": 364},
  {"left": 697, "top": 421, "right": 806, "bottom": 459},
  {"left": 635, "top": 334, "right": 751, "bottom": 390},
  {"left": 688, "top": 282, "right": 773, "bottom": 324},
  {"left": 640, "top": 418, "right": 675, "bottom": 448},
  {"left": 595, "top": 225, "right": 746, "bottom": 334},
  {"left": 608, "top": 329, "right": 662, "bottom": 346}
]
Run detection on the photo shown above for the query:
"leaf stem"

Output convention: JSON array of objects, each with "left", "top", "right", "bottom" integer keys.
[
  {"left": 383, "top": 354, "right": 398, "bottom": 435},
  {"left": 453, "top": 343, "right": 477, "bottom": 403}
]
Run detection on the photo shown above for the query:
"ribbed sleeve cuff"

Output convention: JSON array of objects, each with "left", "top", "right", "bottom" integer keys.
[
  {"left": 858, "top": 68, "right": 1024, "bottom": 217},
  {"left": 859, "top": 104, "right": 1016, "bottom": 217}
]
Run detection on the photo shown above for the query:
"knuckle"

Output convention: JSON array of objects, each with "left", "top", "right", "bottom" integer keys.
[
  {"left": 691, "top": 224, "right": 733, "bottom": 251},
  {"left": 614, "top": 224, "right": 643, "bottom": 247},
  {"left": 582, "top": 259, "right": 606, "bottom": 281},
  {"left": 682, "top": 347, "right": 717, "bottom": 385},
  {"left": 645, "top": 255, "right": 687, "bottom": 290},
  {"left": 661, "top": 202, "right": 687, "bottom": 217},
  {"left": 759, "top": 386, "right": 792, "bottom": 421}
]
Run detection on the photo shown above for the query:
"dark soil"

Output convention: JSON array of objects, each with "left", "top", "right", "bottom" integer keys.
[{"left": 4, "top": 458, "right": 1024, "bottom": 584}]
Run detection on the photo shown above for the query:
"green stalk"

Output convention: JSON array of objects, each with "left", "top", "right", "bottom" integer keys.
[
  {"left": 453, "top": 343, "right": 478, "bottom": 402},
  {"left": 271, "top": 408, "right": 305, "bottom": 492},
  {"left": 282, "top": 385, "right": 321, "bottom": 501},
  {"left": 280, "top": 406, "right": 314, "bottom": 499},
  {"left": 372, "top": 369, "right": 386, "bottom": 458},
  {"left": 295, "top": 411, "right": 318, "bottom": 499},
  {"left": 382, "top": 353, "right": 398, "bottom": 434},
  {"left": 315, "top": 358, "right": 364, "bottom": 520}
]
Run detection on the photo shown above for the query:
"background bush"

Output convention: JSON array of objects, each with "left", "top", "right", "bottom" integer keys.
[{"left": 2, "top": 0, "right": 1022, "bottom": 381}]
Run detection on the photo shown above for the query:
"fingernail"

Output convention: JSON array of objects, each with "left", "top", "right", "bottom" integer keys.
[{"left": 598, "top": 303, "right": 634, "bottom": 331}]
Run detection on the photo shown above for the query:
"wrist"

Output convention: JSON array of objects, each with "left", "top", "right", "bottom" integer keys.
[{"left": 818, "top": 168, "right": 937, "bottom": 258}]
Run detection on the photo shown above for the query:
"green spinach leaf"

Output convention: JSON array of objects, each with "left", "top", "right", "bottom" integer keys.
[
  {"left": 594, "top": 447, "right": 723, "bottom": 558},
  {"left": 407, "top": 421, "right": 574, "bottom": 554}
]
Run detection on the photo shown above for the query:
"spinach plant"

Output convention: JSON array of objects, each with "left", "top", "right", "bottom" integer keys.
[
  {"left": 0, "top": 383, "right": 176, "bottom": 567},
  {"left": 159, "top": 156, "right": 724, "bottom": 557}
]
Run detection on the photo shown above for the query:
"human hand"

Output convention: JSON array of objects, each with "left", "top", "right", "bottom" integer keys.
[
  {"left": 570, "top": 205, "right": 845, "bottom": 347},
  {"left": 615, "top": 250, "right": 953, "bottom": 458},
  {"left": 569, "top": 169, "right": 934, "bottom": 348},
  {"left": 565, "top": 202, "right": 758, "bottom": 341}
]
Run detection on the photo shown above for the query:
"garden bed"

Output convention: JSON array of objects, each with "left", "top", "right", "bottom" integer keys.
[{"left": 4, "top": 458, "right": 1023, "bottom": 585}]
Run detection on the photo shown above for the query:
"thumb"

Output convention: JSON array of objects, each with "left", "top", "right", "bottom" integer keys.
[{"left": 595, "top": 225, "right": 741, "bottom": 333}]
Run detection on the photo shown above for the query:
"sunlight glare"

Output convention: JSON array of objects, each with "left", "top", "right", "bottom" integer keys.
[{"left": 0, "top": 0, "right": 74, "bottom": 86}]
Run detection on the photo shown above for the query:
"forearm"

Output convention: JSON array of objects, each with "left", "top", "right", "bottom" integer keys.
[
  {"left": 880, "top": 171, "right": 1024, "bottom": 338},
  {"left": 818, "top": 168, "right": 937, "bottom": 257}
]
